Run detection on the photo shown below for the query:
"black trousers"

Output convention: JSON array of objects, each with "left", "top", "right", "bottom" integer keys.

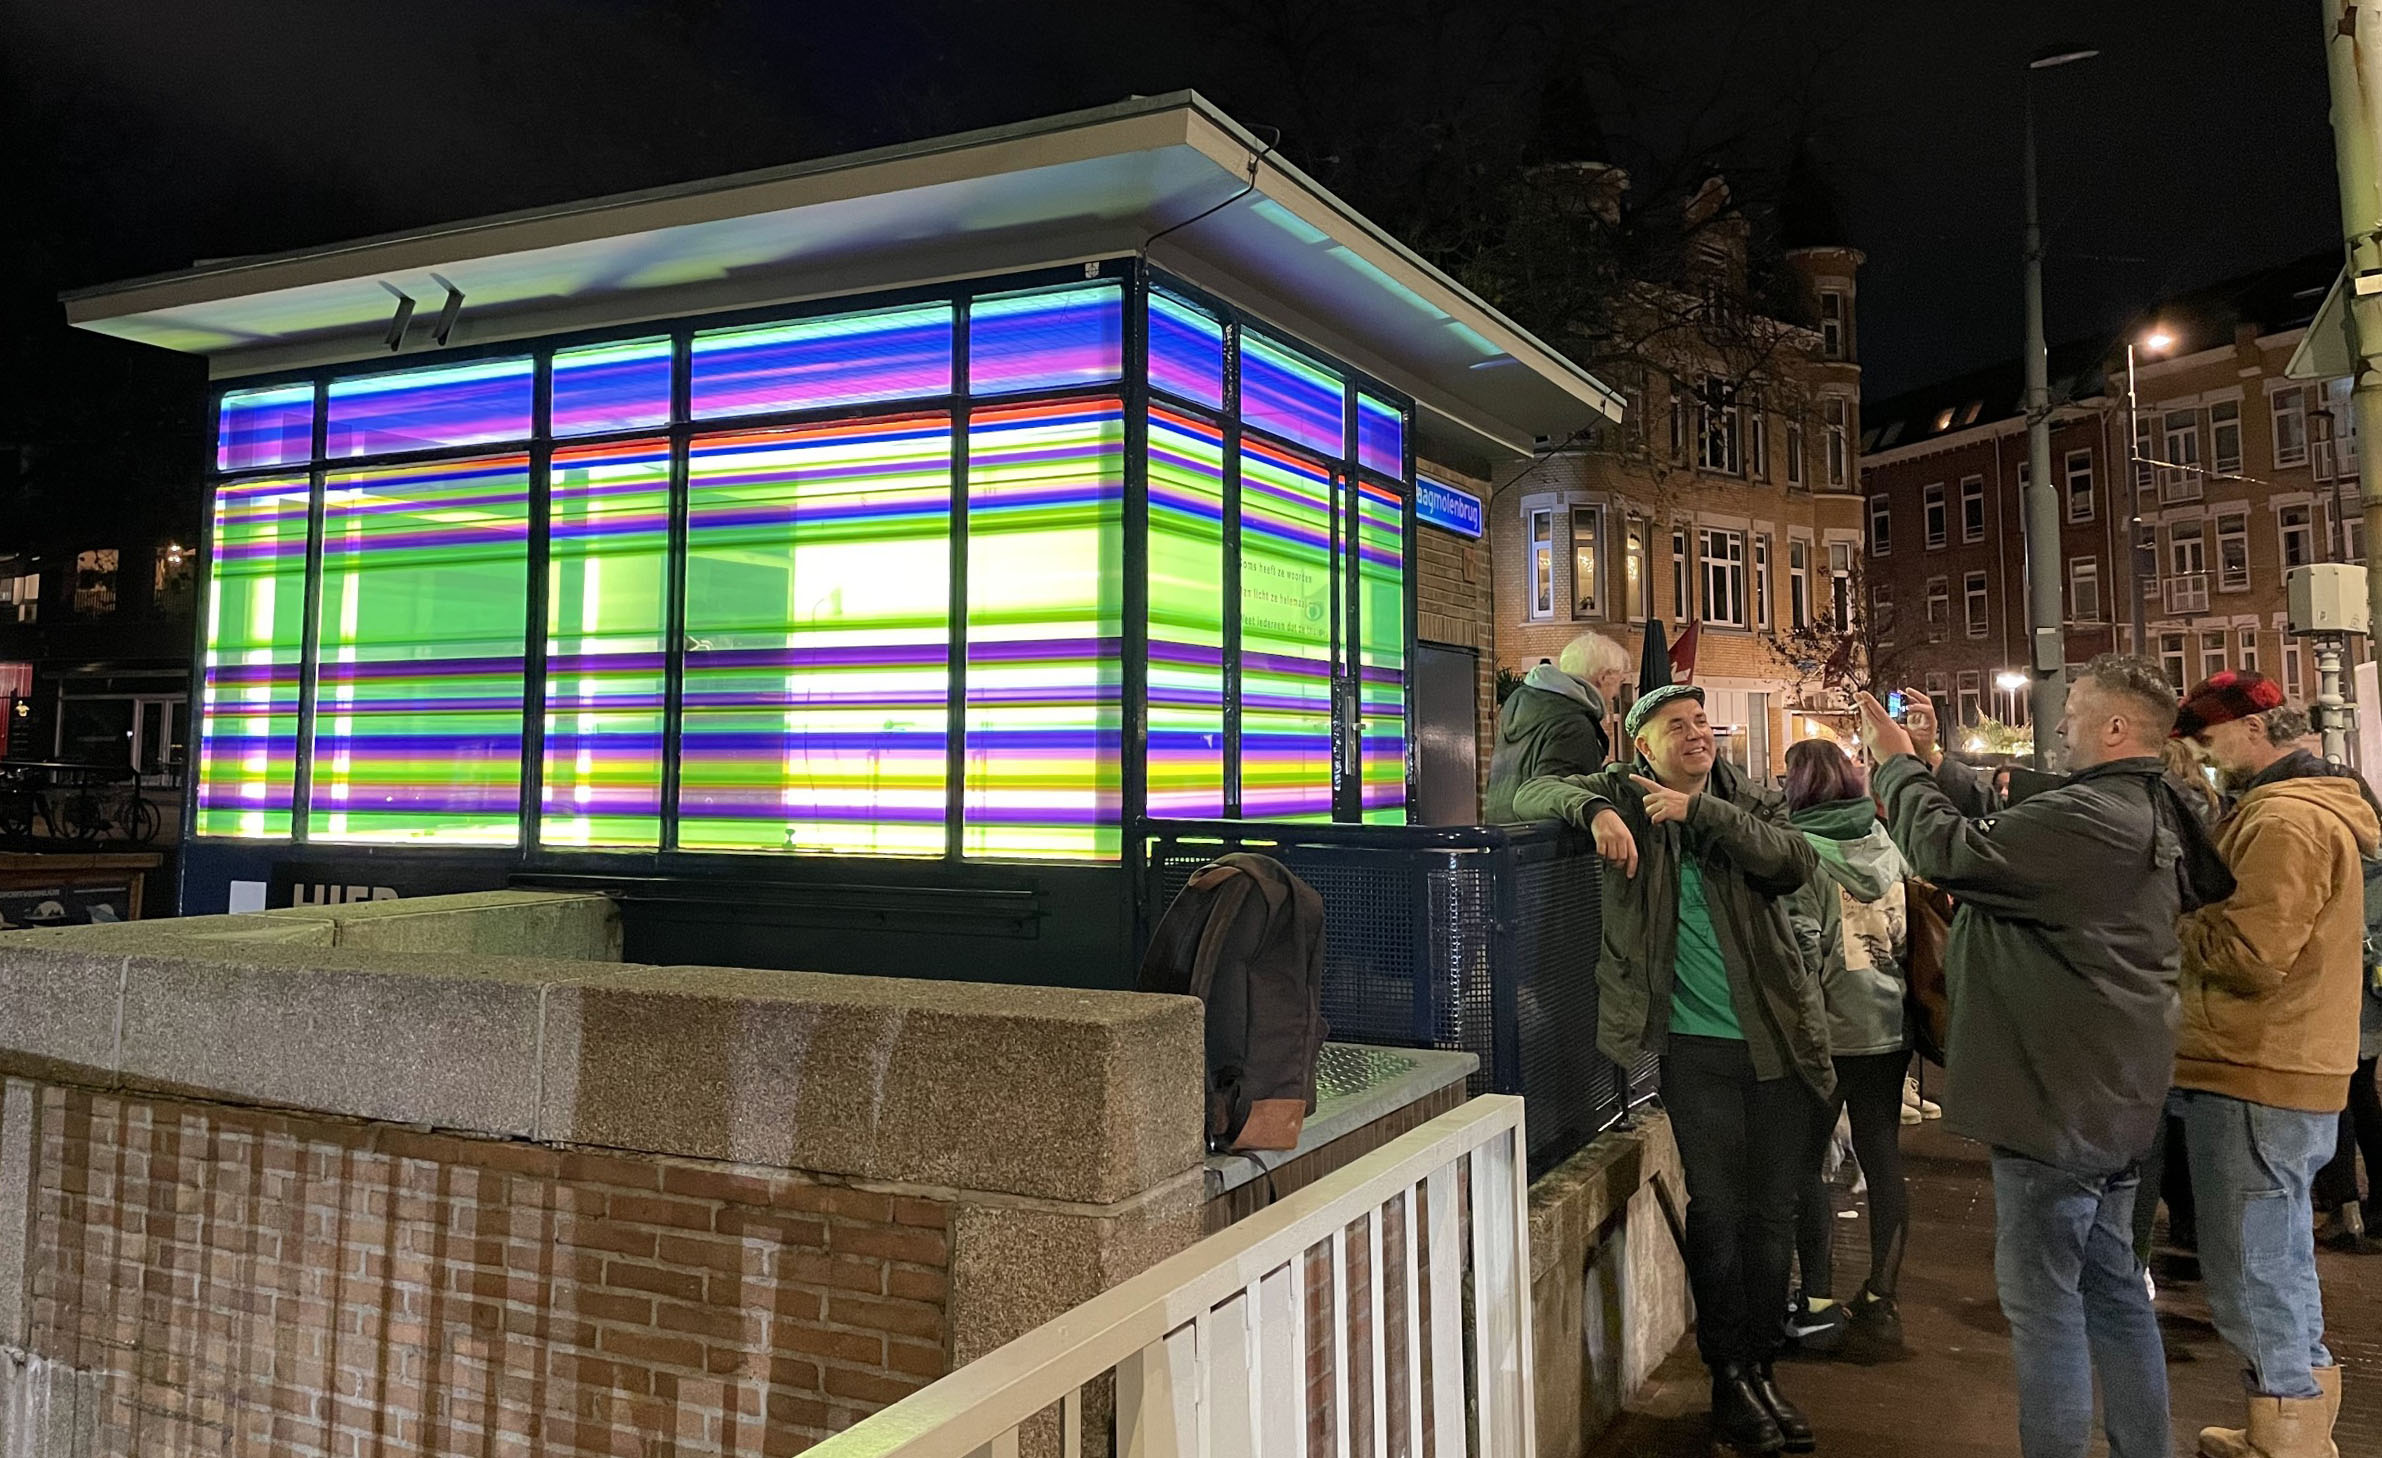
[
  {"left": 2314, "top": 1056, "right": 2382, "bottom": 1213},
  {"left": 1662, "top": 1034, "right": 1821, "bottom": 1367},
  {"left": 1794, "top": 1050, "right": 1913, "bottom": 1301}
]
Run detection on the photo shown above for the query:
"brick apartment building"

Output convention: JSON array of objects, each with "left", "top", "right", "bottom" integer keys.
[
  {"left": 1471, "top": 176, "right": 1869, "bottom": 784},
  {"left": 1860, "top": 251, "right": 2367, "bottom": 731}
]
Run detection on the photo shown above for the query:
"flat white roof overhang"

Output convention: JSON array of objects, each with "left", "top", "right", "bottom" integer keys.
[{"left": 63, "top": 92, "right": 1619, "bottom": 466}]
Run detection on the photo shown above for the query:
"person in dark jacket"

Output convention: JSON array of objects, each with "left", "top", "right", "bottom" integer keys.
[
  {"left": 1483, "top": 632, "right": 1627, "bottom": 821},
  {"left": 1856, "top": 656, "right": 2233, "bottom": 1458},
  {"left": 1517, "top": 684, "right": 1828, "bottom": 1455}
]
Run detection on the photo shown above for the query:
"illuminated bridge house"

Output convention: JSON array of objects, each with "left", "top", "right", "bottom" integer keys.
[{"left": 65, "top": 94, "right": 1618, "bottom": 983}]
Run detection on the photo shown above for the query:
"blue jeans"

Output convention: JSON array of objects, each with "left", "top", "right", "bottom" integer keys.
[
  {"left": 1991, "top": 1151, "right": 2171, "bottom": 1458},
  {"left": 2172, "top": 1088, "right": 2337, "bottom": 1398}
]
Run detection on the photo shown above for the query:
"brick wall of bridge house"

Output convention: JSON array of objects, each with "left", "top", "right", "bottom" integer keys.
[
  {"left": 1414, "top": 460, "right": 1498, "bottom": 816},
  {"left": 27, "top": 1080, "right": 954, "bottom": 1458}
]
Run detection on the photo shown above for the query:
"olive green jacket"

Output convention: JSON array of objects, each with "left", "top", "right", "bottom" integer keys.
[{"left": 1515, "top": 758, "right": 1832, "bottom": 1099}]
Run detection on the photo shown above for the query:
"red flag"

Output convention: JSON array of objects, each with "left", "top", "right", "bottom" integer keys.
[{"left": 1668, "top": 620, "right": 1700, "bottom": 684}]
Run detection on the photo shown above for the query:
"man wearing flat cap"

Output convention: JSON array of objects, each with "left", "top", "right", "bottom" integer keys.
[
  {"left": 1516, "top": 683, "right": 1831, "bottom": 1455},
  {"left": 2171, "top": 671, "right": 2378, "bottom": 1458}
]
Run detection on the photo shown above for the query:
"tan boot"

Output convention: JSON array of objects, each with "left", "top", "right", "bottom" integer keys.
[
  {"left": 2313, "top": 1365, "right": 2341, "bottom": 1442},
  {"left": 2195, "top": 1392, "right": 2339, "bottom": 1458}
]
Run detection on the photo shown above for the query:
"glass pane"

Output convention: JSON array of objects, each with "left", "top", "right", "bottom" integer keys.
[
  {"left": 679, "top": 414, "right": 953, "bottom": 856},
  {"left": 325, "top": 358, "right": 534, "bottom": 457},
  {"left": 217, "top": 384, "right": 315, "bottom": 471},
  {"left": 195, "top": 476, "right": 310, "bottom": 837},
  {"left": 1146, "top": 406, "right": 1227, "bottom": 818},
  {"left": 1358, "top": 479, "right": 1406, "bottom": 823},
  {"left": 690, "top": 303, "right": 952, "bottom": 419},
  {"left": 969, "top": 284, "right": 1123, "bottom": 397},
  {"left": 1358, "top": 393, "right": 1404, "bottom": 478},
  {"left": 542, "top": 438, "right": 671, "bottom": 849},
  {"left": 552, "top": 337, "right": 673, "bottom": 437},
  {"left": 964, "top": 398, "right": 1125, "bottom": 859},
  {"left": 1241, "top": 333, "right": 1345, "bottom": 458},
  {"left": 1148, "top": 292, "right": 1224, "bottom": 410},
  {"left": 1238, "top": 435, "right": 1335, "bottom": 820},
  {"left": 311, "top": 456, "right": 531, "bottom": 843}
]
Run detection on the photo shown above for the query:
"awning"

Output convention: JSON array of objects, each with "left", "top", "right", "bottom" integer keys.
[{"left": 64, "top": 92, "right": 1620, "bottom": 465}]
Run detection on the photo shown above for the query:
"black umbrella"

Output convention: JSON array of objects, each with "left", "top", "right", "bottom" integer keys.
[{"left": 1638, "top": 618, "right": 1673, "bottom": 693}]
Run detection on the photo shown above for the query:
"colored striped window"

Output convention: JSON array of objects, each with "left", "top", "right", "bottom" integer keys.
[
  {"left": 1147, "top": 293, "right": 1225, "bottom": 411},
  {"left": 969, "top": 285, "right": 1123, "bottom": 397},
  {"left": 552, "top": 337, "right": 673, "bottom": 437},
  {"left": 1242, "top": 333, "right": 1345, "bottom": 459},
  {"left": 325, "top": 358, "right": 534, "bottom": 458},
  {"left": 1357, "top": 479, "right": 1408, "bottom": 823},
  {"left": 1358, "top": 392, "right": 1404, "bottom": 478},
  {"left": 1238, "top": 437, "right": 1336, "bottom": 820},
  {"left": 678, "top": 414, "right": 953, "bottom": 856},
  {"left": 217, "top": 385, "right": 315, "bottom": 470},
  {"left": 194, "top": 477, "right": 311, "bottom": 837},
  {"left": 1145, "top": 406, "right": 1227, "bottom": 818},
  {"left": 689, "top": 303, "right": 952, "bottom": 419},
  {"left": 542, "top": 439, "right": 671, "bottom": 849},
  {"left": 964, "top": 397, "right": 1125, "bottom": 859},
  {"left": 310, "top": 456, "right": 530, "bottom": 844}
]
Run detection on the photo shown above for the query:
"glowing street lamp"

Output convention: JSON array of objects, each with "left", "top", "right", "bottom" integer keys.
[{"left": 2126, "top": 327, "right": 2177, "bottom": 653}]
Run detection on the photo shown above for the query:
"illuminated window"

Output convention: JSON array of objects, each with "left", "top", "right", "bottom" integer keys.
[
  {"left": 311, "top": 457, "right": 531, "bottom": 844},
  {"left": 552, "top": 337, "right": 673, "bottom": 437},
  {"left": 969, "top": 284, "right": 1123, "bottom": 396},
  {"left": 1241, "top": 333, "right": 1345, "bottom": 457},
  {"left": 1527, "top": 509, "right": 1556, "bottom": 620},
  {"left": 1239, "top": 436, "right": 1336, "bottom": 820},
  {"left": 217, "top": 384, "right": 314, "bottom": 470},
  {"left": 1358, "top": 393, "right": 1404, "bottom": 478},
  {"left": 691, "top": 302, "right": 952, "bottom": 419},
  {"left": 1148, "top": 293, "right": 1225, "bottom": 410},
  {"left": 2065, "top": 450, "right": 2095, "bottom": 522},
  {"left": 326, "top": 358, "right": 533, "bottom": 457},
  {"left": 195, "top": 477, "right": 309, "bottom": 837},
  {"left": 1146, "top": 406, "right": 1227, "bottom": 817},
  {"left": 1357, "top": 478, "right": 1407, "bottom": 823},
  {"left": 72, "top": 550, "right": 118, "bottom": 616},
  {"left": 1570, "top": 506, "right": 1602, "bottom": 618}
]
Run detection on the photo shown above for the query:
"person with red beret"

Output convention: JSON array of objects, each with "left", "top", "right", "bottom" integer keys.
[{"left": 2172, "top": 670, "right": 2381, "bottom": 1457}]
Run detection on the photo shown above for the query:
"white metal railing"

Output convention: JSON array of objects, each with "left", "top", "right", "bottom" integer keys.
[{"left": 810, "top": 1096, "right": 1535, "bottom": 1458}]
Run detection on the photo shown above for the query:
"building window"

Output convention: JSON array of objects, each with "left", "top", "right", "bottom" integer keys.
[
  {"left": 2160, "top": 632, "right": 2188, "bottom": 690},
  {"left": 1820, "top": 291, "right": 1847, "bottom": 359},
  {"left": 2285, "top": 638, "right": 2305, "bottom": 697},
  {"left": 154, "top": 544, "right": 197, "bottom": 615},
  {"left": 1956, "top": 670, "right": 1983, "bottom": 727},
  {"left": 72, "top": 549, "right": 119, "bottom": 616},
  {"left": 2161, "top": 409, "right": 2202, "bottom": 502},
  {"left": 1924, "top": 671, "right": 1948, "bottom": 702},
  {"left": 1527, "top": 508, "right": 1556, "bottom": 619},
  {"left": 1825, "top": 399, "right": 1849, "bottom": 487},
  {"left": 2348, "top": 509, "right": 2366, "bottom": 566},
  {"left": 1871, "top": 581, "right": 1894, "bottom": 642},
  {"left": 1747, "top": 392, "right": 1770, "bottom": 480},
  {"left": 2281, "top": 504, "right": 2317, "bottom": 571},
  {"left": 1789, "top": 538, "right": 1811, "bottom": 628},
  {"left": 2134, "top": 415, "right": 2155, "bottom": 493},
  {"left": 1700, "top": 528, "right": 1747, "bottom": 627},
  {"left": 2200, "top": 629, "right": 2228, "bottom": 682},
  {"left": 2274, "top": 386, "right": 2310, "bottom": 469},
  {"left": 1753, "top": 534, "right": 1773, "bottom": 631},
  {"left": 1625, "top": 516, "right": 1651, "bottom": 618},
  {"left": 1960, "top": 475, "right": 1986, "bottom": 543},
  {"left": 1828, "top": 541, "right": 1854, "bottom": 628},
  {"left": 1570, "top": 505, "right": 1603, "bottom": 618},
  {"left": 1870, "top": 494, "right": 1893, "bottom": 556},
  {"left": 1786, "top": 416, "right": 1806, "bottom": 487},
  {"left": 1923, "top": 483, "right": 1947, "bottom": 549},
  {"left": 1698, "top": 377, "right": 1742, "bottom": 475},
  {"left": 2065, "top": 449, "right": 2094, "bottom": 522},
  {"left": 1926, "top": 576, "right": 1949, "bottom": 638},
  {"left": 1668, "top": 386, "right": 1688, "bottom": 463},
  {"left": 2069, "top": 557, "right": 2100, "bottom": 622},
  {"left": 1673, "top": 523, "right": 1693, "bottom": 620},
  {"left": 2239, "top": 628, "right": 2258, "bottom": 673},
  {"left": 2217, "top": 511, "right": 2250, "bottom": 591},
  {"left": 2211, "top": 400, "right": 2242, "bottom": 477},
  {"left": 1964, "top": 570, "right": 1988, "bottom": 639},
  {"left": 2168, "top": 521, "right": 2208, "bottom": 614}
]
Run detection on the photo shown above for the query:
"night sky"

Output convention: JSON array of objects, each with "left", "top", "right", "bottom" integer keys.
[{"left": 0, "top": 0, "right": 2345, "bottom": 464}]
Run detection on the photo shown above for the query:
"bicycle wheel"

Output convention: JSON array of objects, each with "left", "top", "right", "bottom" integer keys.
[
  {"left": 125, "top": 795, "right": 160, "bottom": 845},
  {"left": 59, "top": 793, "right": 105, "bottom": 842}
]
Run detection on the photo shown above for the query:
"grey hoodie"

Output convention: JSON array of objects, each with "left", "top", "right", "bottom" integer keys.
[{"left": 1787, "top": 797, "right": 1911, "bottom": 1059}]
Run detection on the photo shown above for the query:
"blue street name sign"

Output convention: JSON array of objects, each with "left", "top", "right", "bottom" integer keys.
[{"left": 1416, "top": 477, "right": 1483, "bottom": 539}]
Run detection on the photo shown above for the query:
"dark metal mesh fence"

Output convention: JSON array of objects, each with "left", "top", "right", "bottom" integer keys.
[{"left": 1138, "top": 820, "right": 1646, "bottom": 1174}]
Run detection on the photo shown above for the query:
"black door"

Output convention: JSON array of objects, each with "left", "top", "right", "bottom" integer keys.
[{"left": 1413, "top": 641, "right": 1480, "bottom": 825}]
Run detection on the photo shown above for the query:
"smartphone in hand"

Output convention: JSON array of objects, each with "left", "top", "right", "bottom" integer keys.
[{"left": 1885, "top": 690, "right": 1907, "bottom": 719}]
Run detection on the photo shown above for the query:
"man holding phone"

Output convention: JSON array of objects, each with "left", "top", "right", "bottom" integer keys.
[{"left": 1855, "top": 658, "right": 2232, "bottom": 1458}]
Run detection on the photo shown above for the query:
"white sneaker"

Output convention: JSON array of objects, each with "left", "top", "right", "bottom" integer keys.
[
  {"left": 1919, "top": 1096, "right": 1943, "bottom": 1120},
  {"left": 2142, "top": 1266, "right": 2156, "bottom": 1303}
]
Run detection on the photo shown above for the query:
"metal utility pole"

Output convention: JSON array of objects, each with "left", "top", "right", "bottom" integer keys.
[
  {"left": 2022, "top": 46, "right": 2098, "bottom": 768},
  {"left": 2323, "top": 3, "right": 2382, "bottom": 660}
]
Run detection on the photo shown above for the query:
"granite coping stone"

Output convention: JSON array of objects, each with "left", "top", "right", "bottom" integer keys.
[{"left": 0, "top": 890, "right": 620, "bottom": 960}]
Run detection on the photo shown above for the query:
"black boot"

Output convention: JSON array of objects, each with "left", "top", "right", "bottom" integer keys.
[
  {"left": 1849, "top": 1286, "right": 1904, "bottom": 1355},
  {"left": 1710, "top": 1362, "right": 1785, "bottom": 1454},
  {"left": 1752, "top": 1363, "right": 1815, "bottom": 1453}
]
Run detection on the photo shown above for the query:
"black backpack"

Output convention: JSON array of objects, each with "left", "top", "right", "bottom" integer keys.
[{"left": 1138, "top": 853, "right": 1329, "bottom": 1152}]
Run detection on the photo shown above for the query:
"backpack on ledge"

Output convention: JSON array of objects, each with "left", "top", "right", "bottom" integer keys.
[{"left": 1139, "top": 853, "right": 1328, "bottom": 1153}]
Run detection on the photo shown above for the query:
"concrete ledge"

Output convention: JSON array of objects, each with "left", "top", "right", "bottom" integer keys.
[
  {"left": 0, "top": 895, "right": 1207, "bottom": 1206},
  {"left": 5, "top": 890, "right": 622, "bottom": 961},
  {"left": 1528, "top": 1111, "right": 1691, "bottom": 1458}
]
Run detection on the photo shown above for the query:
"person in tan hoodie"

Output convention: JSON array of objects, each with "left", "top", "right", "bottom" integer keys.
[{"left": 2172, "top": 671, "right": 2381, "bottom": 1458}]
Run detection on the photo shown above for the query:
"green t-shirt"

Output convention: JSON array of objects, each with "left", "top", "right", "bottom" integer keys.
[{"left": 1668, "top": 860, "right": 1745, "bottom": 1040}]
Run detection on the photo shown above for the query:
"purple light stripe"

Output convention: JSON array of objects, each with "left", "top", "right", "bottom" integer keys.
[
  {"left": 1240, "top": 649, "right": 1332, "bottom": 677},
  {"left": 317, "top": 655, "right": 529, "bottom": 681},
  {"left": 680, "top": 732, "right": 947, "bottom": 751},
  {"left": 968, "top": 284, "right": 1124, "bottom": 395},
  {"left": 967, "top": 637, "right": 1123, "bottom": 664},
  {"left": 684, "top": 497, "right": 951, "bottom": 532},
  {"left": 1149, "top": 642, "right": 1227, "bottom": 668}
]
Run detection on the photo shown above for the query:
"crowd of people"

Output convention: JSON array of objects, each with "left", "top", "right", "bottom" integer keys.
[{"left": 1490, "top": 634, "right": 2382, "bottom": 1458}]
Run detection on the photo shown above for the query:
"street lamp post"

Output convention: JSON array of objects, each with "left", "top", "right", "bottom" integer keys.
[
  {"left": 2125, "top": 331, "right": 2172, "bottom": 657},
  {"left": 2023, "top": 43, "right": 2099, "bottom": 769}
]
